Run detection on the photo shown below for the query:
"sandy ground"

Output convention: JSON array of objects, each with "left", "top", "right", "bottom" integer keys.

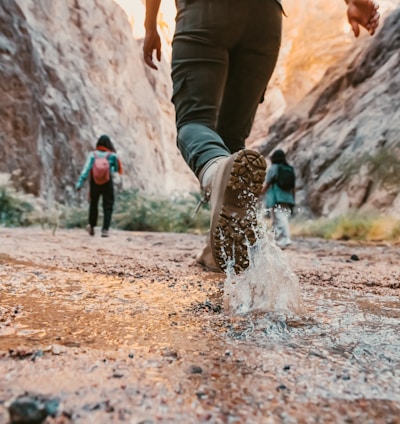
[{"left": 0, "top": 227, "right": 399, "bottom": 424}]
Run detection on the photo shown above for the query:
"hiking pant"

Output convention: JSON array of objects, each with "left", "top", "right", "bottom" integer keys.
[
  {"left": 272, "top": 204, "right": 292, "bottom": 247},
  {"left": 89, "top": 178, "right": 114, "bottom": 230},
  {"left": 172, "top": 0, "right": 283, "bottom": 177}
]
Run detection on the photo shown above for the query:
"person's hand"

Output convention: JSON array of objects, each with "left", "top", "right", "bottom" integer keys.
[
  {"left": 143, "top": 28, "right": 162, "bottom": 70},
  {"left": 347, "top": 0, "right": 380, "bottom": 37}
]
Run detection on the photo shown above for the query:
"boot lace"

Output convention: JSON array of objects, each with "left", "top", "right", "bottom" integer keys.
[{"left": 192, "top": 188, "right": 211, "bottom": 217}]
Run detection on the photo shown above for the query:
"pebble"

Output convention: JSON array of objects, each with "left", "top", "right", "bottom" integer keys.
[{"left": 8, "top": 394, "right": 59, "bottom": 424}]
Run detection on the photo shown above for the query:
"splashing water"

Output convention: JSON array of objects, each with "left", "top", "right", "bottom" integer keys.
[{"left": 223, "top": 208, "right": 304, "bottom": 316}]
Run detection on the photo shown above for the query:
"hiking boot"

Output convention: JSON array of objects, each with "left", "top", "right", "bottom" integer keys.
[
  {"left": 207, "top": 149, "right": 266, "bottom": 274},
  {"left": 196, "top": 234, "right": 222, "bottom": 273},
  {"left": 101, "top": 229, "right": 109, "bottom": 238},
  {"left": 86, "top": 225, "right": 95, "bottom": 236}
]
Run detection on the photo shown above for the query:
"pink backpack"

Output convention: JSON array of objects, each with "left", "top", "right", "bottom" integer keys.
[{"left": 92, "top": 152, "right": 111, "bottom": 185}]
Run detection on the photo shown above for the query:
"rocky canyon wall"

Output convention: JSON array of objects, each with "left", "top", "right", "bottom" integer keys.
[
  {"left": 249, "top": 0, "right": 400, "bottom": 146},
  {"left": 0, "top": 0, "right": 197, "bottom": 208}
]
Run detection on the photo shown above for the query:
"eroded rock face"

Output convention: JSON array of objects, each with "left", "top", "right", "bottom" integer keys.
[
  {"left": 260, "top": 7, "right": 400, "bottom": 218},
  {"left": 0, "top": 0, "right": 197, "bottom": 206},
  {"left": 0, "top": 1, "right": 45, "bottom": 196}
]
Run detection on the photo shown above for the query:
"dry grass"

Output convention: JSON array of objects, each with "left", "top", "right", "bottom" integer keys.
[{"left": 291, "top": 213, "right": 400, "bottom": 243}]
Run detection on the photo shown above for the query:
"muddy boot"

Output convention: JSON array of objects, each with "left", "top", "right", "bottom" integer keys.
[{"left": 206, "top": 150, "right": 266, "bottom": 273}]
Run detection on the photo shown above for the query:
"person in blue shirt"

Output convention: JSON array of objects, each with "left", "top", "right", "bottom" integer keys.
[{"left": 76, "top": 135, "right": 122, "bottom": 237}]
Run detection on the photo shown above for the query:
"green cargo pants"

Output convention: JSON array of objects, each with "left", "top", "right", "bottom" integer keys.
[{"left": 172, "top": 0, "right": 283, "bottom": 177}]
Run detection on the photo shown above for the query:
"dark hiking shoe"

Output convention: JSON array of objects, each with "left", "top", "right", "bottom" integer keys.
[
  {"left": 101, "top": 229, "right": 109, "bottom": 238},
  {"left": 86, "top": 225, "right": 95, "bottom": 236},
  {"left": 209, "top": 149, "right": 266, "bottom": 274}
]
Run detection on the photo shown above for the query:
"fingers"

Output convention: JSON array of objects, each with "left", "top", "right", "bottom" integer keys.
[
  {"left": 347, "top": 0, "right": 380, "bottom": 38},
  {"left": 350, "top": 20, "right": 360, "bottom": 37},
  {"left": 368, "top": 9, "right": 380, "bottom": 35},
  {"left": 143, "top": 29, "right": 162, "bottom": 70},
  {"left": 366, "top": 11, "right": 380, "bottom": 35},
  {"left": 143, "top": 46, "right": 162, "bottom": 70},
  {"left": 365, "top": 1, "right": 380, "bottom": 35},
  {"left": 144, "top": 51, "right": 159, "bottom": 70}
]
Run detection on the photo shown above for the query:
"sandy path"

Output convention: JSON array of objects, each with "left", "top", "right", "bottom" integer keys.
[{"left": 0, "top": 227, "right": 399, "bottom": 423}]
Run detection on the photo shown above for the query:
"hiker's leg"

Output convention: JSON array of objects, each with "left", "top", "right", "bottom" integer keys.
[
  {"left": 172, "top": 0, "right": 282, "bottom": 175},
  {"left": 176, "top": 124, "right": 229, "bottom": 177},
  {"left": 272, "top": 205, "right": 291, "bottom": 247},
  {"left": 102, "top": 181, "right": 114, "bottom": 231},
  {"left": 172, "top": 0, "right": 237, "bottom": 176},
  {"left": 217, "top": 0, "right": 282, "bottom": 153},
  {"left": 89, "top": 181, "right": 101, "bottom": 228}
]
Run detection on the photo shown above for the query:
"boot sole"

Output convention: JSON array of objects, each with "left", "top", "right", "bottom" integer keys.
[{"left": 210, "top": 149, "right": 266, "bottom": 273}]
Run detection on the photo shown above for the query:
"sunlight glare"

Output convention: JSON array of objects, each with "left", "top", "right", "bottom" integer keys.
[{"left": 113, "top": 0, "right": 176, "bottom": 39}]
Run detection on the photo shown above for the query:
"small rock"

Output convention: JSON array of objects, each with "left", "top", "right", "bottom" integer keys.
[
  {"left": 189, "top": 365, "right": 203, "bottom": 374},
  {"left": 161, "top": 349, "right": 179, "bottom": 359},
  {"left": 8, "top": 394, "right": 59, "bottom": 424},
  {"left": 30, "top": 350, "right": 43, "bottom": 362},
  {"left": 350, "top": 254, "right": 360, "bottom": 261},
  {"left": 51, "top": 344, "right": 66, "bottom": 355},
  {"left": 112, "top": 372, "right": 125, "bottom": 379},
  {"left": 196, "top": 391, "right": 207, "bottom": 399}
]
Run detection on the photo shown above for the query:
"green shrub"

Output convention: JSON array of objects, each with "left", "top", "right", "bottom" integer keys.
[
  {"left": 291, "top": 212, "right": 393, "bottom": 241},
  {"left": 63, "top": 189, "right": 210, "bottom": 234},
  {"left": 113, "top": 190, "right": 210, "bottom": 233},
  {"left": 390, "top": 220, "right": 400, "bottom": 241},
  {"left": 0, "top": 187, "right": 34, "bottom": 227},
  {"left": 330, "top": 214, "right": 374, "bottom": 240},
  {"left": 63, "top": 207, "right": 88, "bottom": 229}
]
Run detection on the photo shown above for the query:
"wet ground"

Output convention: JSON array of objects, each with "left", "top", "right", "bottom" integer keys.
[{"left": 0, "top": 227, "right": 399, "bottom": 423}]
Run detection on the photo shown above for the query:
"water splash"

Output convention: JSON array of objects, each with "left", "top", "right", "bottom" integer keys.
[{"left": 223, "top": 210, "right": 304, "bottom": 316}]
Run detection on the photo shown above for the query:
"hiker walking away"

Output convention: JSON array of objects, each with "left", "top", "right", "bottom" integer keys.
[
  {"left": 143, "top": 0, "right": 380, "bottom": 273},
  {"left": 75, "top": 135, "right": 123, "bottom": 237},
  {"left": 261, "top": 149, "right": 295, "bottom": 248}
]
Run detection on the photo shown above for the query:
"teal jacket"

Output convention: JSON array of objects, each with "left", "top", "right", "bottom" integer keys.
[
  {"left": 264, "top": 163, "right": 295, "bottom": 208},
  {"left": 75, "top": 150, "right": 120, "bottom": 189}
]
